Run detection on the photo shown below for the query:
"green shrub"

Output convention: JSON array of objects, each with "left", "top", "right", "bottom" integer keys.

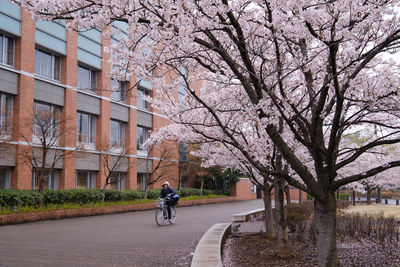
[
  {"left": 104, "top": 190, "right": 124, "bottom": 202},
  {"left": 337, "top": 193, "right": 350, "bottom": 201},
  {"left": 0, "top": 187, "right": 220, "bottom": 207},
  {"left": 0, "top": 190, "right": 43, "bottom": 207},
  {"left": 121, "top": 190, "right": 145, "bottom": 200},
  {"left": 70, "top": 189, "right": 103, "bottom": 203},
  {"left": 42, "top": 189, "right": 103, "bottom": 205},
  {"left": 145, "top": 189, "right": 161, "bottom": 199}
]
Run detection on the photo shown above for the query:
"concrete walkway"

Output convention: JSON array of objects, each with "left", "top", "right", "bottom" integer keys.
[{"left": 0, "top": 199, "right": 263, "bottom": 267}]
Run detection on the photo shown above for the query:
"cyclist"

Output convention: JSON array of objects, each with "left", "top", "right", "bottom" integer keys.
[{"left": 159, "top": 181, "right": 176, "bottom": 221}]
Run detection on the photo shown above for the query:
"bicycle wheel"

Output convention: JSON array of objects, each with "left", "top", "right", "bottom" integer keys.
[
  {"left": 155, "top": 207, "right": 165, "bottom": 226},
  {"left": 169, "top": 206, "right": 177, "bottom": 224}
]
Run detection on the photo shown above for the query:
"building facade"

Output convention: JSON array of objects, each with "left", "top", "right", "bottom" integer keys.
[{"left": 0, "top": 0, "right": 181, "bottom": 190}]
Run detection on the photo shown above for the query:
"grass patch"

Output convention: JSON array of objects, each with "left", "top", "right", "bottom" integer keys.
[
  {"left": 0, "top": 195, "right": 227, "bottom": 215},
  {"left": 343, "top": 204, "right": 400, "bottom": 218}
]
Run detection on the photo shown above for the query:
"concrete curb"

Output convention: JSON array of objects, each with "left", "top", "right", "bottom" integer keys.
[
  {"left": 191, "top": 223, "right": 231, "bottom": 267},
  {"left": 0, "top": 197, "right": 237, "bottom": 226}
]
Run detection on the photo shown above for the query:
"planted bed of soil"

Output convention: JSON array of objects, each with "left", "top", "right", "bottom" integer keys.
[{"left": 222, "top": 232, "right": 400, "bottom": 267}]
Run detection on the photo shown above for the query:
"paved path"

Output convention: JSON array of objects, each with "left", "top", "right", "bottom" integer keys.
[{"left": 0, "top": 199, "right": 263, "bottom": 267}]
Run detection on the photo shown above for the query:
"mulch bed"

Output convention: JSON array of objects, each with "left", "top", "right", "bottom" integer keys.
[{"left": 222, "top": 233, "right": 400, "bottom": 266}]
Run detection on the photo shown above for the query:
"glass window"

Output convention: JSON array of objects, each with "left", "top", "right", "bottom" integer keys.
[
  {"left": 0, "top": 92, "right": 13, "bottom": 136},
  {"left": 0, "top": 34, "right": 14, "bottom": 66},
  {"left": 137, "top": 173, "right": 146, "bottom": 190},
  {"left": 0, "top": 167, "right": 11, "bottom": 189},
  {"left": 76, "top": 171, "right": 96, "bottom": 189},
  {"left": 137, "top": 87, "right": 150, "bottom": 110},
  {"left": 178, "top": 68, "right": 188, "bottom": 103},
  {"left": 32, "top": 169, "right": 59, "bottom": 190},
  {"left": 33, "top": 102, "right": 60, "bottom": 142},
  {"left": 110, "top": 79, "right": 125, "bottom": 102},
  {"left": 110, "top": 172, "right": 125, "bottom": 190},
  {"left": 78, "top": 65, "right": 97, "bottom": 92},
  {"left": 179, "top": 173, "right": 187, "bottom": 189},
  {"left": 35, "top": 49, "right": 61, "bottom": 81},
  {"left": 179, "top": 142, "right": 188, "bottom": 162},
  {"left": 76, "top": 112, "right": 96, "bottom": 144},
  {"left": 110, "top": 119, "right": 126, "bottom": 148},
  {"left": 137, "top": 126, "right": 150, "bottom": 150}
]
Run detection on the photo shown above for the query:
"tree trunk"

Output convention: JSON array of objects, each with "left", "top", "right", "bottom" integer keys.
[
  {"left": 263, "top": 181, "right": 275, "bottom": 239},
  {"left": 284, "top": 185, "right": 291, "bottom": 205},
  {"left": 144, "top": 184, "right": 149, "bottom": 199},
  {"left": 352, "top": 190, "right": 356, "bottom": 206},
  {"left": 366, "top": 187, "right": 371, "bottom": 205},
  {"left": 377, "top": 187, "right": 382, "bottom": 203},
  {"left": 200, "top": 178, "right": 204, "bottom": 197},
  {"left": 274, "top": 177, "right": 290, "bottom": 258},
  {"left": 102, "top": 183, "right": 107, "bottom": 203},
  {"left": 314, "top": 195, "right": 339, "bottom": 267},
  {"left": 38, "top": 171, "right": 45, "bottom": 195},
  {"left": 299, "top": 189, "right": 302, "bottom": 203}
]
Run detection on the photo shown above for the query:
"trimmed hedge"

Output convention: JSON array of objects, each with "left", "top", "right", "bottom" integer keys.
[
  {"left": 176, "top": 188, "right": 214, "bottom": 197},
  {"left": 0, "top": 190, "right": 43, "bottom": 207},
  {"left": 0, "top": 188, "right": 217, "bottom": 207}
]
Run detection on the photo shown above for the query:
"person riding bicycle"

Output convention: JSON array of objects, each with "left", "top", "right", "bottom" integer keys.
[{"left": 159, "top": 181, "right": 176, "bottom": 221}]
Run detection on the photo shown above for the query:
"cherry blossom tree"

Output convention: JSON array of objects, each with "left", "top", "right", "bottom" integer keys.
[
  {"left": 16, "top": 1, "right": 400, "bottom": 265},
  {"left": 148, "top": 124, "right": 291, "bottom": 257},
  {"left": 342, "top": 131, "right": 400, "bottom": 204}
]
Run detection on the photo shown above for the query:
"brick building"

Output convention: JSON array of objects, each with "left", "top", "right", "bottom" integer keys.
[{"left": 0, "top": 0, "right": 185, "bottom": 190}]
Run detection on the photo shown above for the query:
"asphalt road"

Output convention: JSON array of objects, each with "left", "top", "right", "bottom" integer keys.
[{"left": 0, "top": 199, "right": 263, "bottom": 267}]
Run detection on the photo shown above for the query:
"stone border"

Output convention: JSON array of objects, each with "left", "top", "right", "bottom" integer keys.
[
  {"left": 190, "top": 223, "right": 231, "bottom": 267},
  {"left": 232, "top": 208, "right": 265, "bottom": 222},
  {"left": 0, "top": 197, "right": 237, "bottom": 226}
]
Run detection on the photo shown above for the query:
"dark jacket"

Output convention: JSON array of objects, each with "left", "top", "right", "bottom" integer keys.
[{"left": 160, "top": 187, "right": 176, "bottom": 199}]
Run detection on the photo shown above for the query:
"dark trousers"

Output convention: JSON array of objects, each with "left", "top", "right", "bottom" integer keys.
[{"left": 166, "top": 200, "right": 173, "bottom": 219}]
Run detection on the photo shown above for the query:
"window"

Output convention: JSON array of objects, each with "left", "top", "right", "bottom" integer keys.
[
  {"left": 35, "top": 48, "right": 61, "bottom": 81},
  {"left": 110, "top": 79, "right": 125, "bottom": 102},
  {"left": 32, "top": 169, "right": 59, "bottom": 190},
  {"left": 76, "top": 171, "right": 96, "bottom": 189},
  {"left": 179, "top": 142, "right": 188, "bottom": 162},
  {"left": 137, "top": 87, "right": 150, "bottom": 110},
  {"left": 76, "top": 112, "right": 96, "bottom": 145},
  {"left": 0, "top": 167, "right": 11, "bottom": 189},
  {"left": 179, "top": 175, "right": 187, "bottom": 189},
  {"left": 0, "top": 92, "right": 13, "bottom": 137},
  {"left": 0, "top": 34, "right": 14, "bottom": 66},
  {"left": 110, "top": 172, "right": 125, "bottom": 190},
  {"left": 137, "top": 173, "right": 146, "bottom": 190},
  {"left": 78, "top": 65, "right": 97, "bottom": 92},
  {"left": 110, "top": 119, "right": 125, "bottom": 148},
  {"left": 178, "top": 68, "right": 188, "bottom": 103},
  {"left": 137, "top": 126, "right": 150, "bottom": 150},
  {"left": 251, "top": 183, "right": 257, "bottom": 193},
  {"left": 33, "top": 102, "right": 60, "bottom": 142}
]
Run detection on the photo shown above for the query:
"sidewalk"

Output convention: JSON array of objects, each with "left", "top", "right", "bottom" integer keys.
[{"left": 0, "top": 196, "right": 237, "bottom": 225}]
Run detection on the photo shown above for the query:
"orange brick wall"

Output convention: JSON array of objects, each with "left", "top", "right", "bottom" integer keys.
[
  {"left": 230, "top": 179, "right": 257, "bottom": 200},
  {"left": 230, "top": 179, "right": 308, "bottom": 202}
]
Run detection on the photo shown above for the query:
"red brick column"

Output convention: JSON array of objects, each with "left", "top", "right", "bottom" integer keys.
[{"left": 11, "top": 9, "right": 35, "bottom": 189}]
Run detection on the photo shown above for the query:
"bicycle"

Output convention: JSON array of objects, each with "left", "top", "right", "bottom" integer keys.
[{"left": 155, "top": 197, "right": 177, "bottom": 226}]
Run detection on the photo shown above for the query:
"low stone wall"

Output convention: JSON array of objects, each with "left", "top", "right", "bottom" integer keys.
[
  {"left": 191, "top": 223, "right": 231, "bottom": 267},
  {"left": 0, "top": 196, "right": 237, "bottom": 226}
]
